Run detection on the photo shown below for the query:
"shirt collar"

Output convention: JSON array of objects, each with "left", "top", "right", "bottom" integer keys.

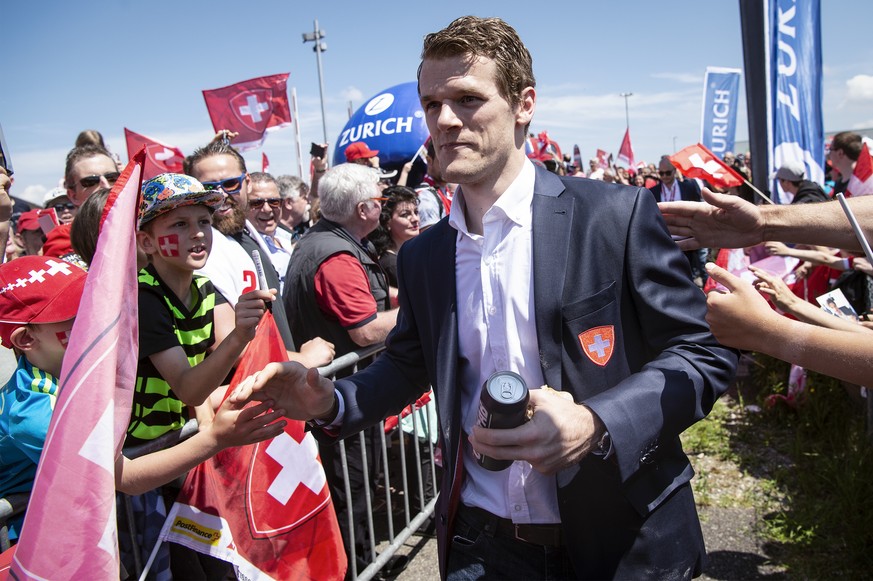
[{"left": 448, "top": 158, "right": 536, "bottom": 236}]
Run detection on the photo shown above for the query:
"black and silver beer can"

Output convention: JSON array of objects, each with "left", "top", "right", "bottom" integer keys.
[{"left": 474, "top": 371, "right": 530, "bottom": 471}]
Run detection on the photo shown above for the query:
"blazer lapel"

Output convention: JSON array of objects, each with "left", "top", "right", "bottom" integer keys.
[{"left": 531, "top": 167, "right": 572, "bottom": 391}]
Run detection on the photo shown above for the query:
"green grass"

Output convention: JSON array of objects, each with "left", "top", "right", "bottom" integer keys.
[{"left": 683, "top": 353, "right": 873, "bottom": 577}]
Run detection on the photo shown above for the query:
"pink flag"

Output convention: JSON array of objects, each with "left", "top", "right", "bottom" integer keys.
[
  {"left": 617, "top": 128, "right": 635, "bottom": 168},
  {"left": 669, "top": 143, "right": 745, "bottom": 189},
  {"left": 160, "top": 312, "right": 345, "bottom": 580},
  {"left": 124, "top": 128, "right": 185, "bottom": 180},
  {"left": 11, "top": 152, "right": 143, "bottom": 579},
  {"left": 203, "top": 73, "right": 292, "bottom": 151},
  {"left": 596, "top": 149, "right": 611, "bottom": 169},
  {"left": 845, "top": 142, "right": 873, "bottom": 197},
  {"left": 262, "top": 152, "right": 270, "bottom": 173}
]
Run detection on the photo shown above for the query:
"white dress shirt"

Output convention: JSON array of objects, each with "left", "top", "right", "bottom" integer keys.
[{"left": 450, "top": 159, "right": 560, "bottom": 524}]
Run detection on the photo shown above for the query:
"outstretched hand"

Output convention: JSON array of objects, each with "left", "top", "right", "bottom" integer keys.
[
  {"left": 469, "top": 387, "right": 603, "bottom": 475},
  {"left": 207, "top": 398, "right": 287, "bottom": 449},
  {"left": 230, "top": 361, "right": 337, "bottom": 422},
  {"left": 704, "top": 262, "right": 777, "bottom": 352},
  {"left": 659, "top": 187, "right": 765, "bottom": 251}
]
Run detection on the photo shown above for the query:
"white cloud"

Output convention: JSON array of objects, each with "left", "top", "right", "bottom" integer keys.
[
  {"left": 650, "top": 72, "right": 702, "bottom": 85},
  {"left": 846, "top": 75, "right": 873, "bottom": 101},
  {"left": 341, "top": 86, "right": 364, "bottom": 103},
  {"left": 19, "top": 184, "right": 48, "bottom": 206}
]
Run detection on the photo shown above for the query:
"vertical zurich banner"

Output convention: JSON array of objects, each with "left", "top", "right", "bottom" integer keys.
[
  {"left": 700, "top": 67, "right": 742, "bottom": 158},
  {"left": 770, "top": 0, "right": 824, "bottom": 203}
]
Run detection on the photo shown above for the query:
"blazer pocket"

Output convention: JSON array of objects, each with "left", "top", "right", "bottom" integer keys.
[
  {"left": 561, "top": 281, "right": 617, "bottom": 322},
  {"left": 561, "top": 282, "right": 629, "bottom": 390}
]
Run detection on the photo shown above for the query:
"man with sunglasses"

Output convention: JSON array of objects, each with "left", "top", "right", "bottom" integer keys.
[
  {"left": 245, "top": 172, "right": 291, "bottom": 293},
  {"left": 43, "top": 188, "right": 77, "bottom": 225},
  {"left": 650, "top": 155, "right": 708, "bottom": 286},
  {"left": 184, "top": 140, "right": 334, "bottom": 369},
  {"left": 63, "top": 145, "right": 119, "bottom": 207}
]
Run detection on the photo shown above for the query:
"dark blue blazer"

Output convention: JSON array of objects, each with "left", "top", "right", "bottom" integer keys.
[{"left": 334, "top": 166, "right": 737, "bottom": 579}]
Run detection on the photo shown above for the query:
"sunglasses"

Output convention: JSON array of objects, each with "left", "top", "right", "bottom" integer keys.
[
  {"left": 248, "top": 198, "right": 282, "bottom": 209},
  {"left": 53, "top": 202, "right": 76, "bottom": 213},
  {"left": 75, "top": 171, "right": 120, "bottom": 189},
  {"left": 658, "top": 170, "right": 675, "bottom": 177},
  {"left": 200, "top": 173, "right": 246, "bottom": 195}
]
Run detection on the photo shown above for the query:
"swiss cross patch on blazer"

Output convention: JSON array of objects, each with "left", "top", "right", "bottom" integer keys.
[{"left": 578, "top": 326, "right": 614, "bottom": 366}]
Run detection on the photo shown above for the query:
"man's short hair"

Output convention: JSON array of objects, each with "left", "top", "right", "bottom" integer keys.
[
  {"left": 248, "top": 171, "right": 277, "bottom": 189},
  {"left": 418, "top": 16, "right": 535, "bottom": 109},
  {"left": 183, "top": 140, "right": 247, "bottom": 177},
  {"left": 275, "top": 175, "right": 309, "bottom": 200},
  {"left": 831, "top": 131, "right": 863, "bottom": 161},
  {"left": 64, "top": 144, "right": 113, "bottom": 187},
  {"left": 318, "top": 164, "right": 379, "bottom": 223}
]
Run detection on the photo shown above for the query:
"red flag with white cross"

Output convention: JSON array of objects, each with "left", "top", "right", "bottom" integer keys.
[
  {"left": 124, "top": 128, "right": 185, "bottom": 180},
  {"left": 202, "top": 73, "right": 292, "bottom": 151},
  {"left": 669, "top": 143, "right": 745, "bottom": 189},
  {"left": 159, "top": 312, "right": 345, "bottom": 581}
]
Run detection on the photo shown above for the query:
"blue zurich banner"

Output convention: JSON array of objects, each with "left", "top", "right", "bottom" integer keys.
[
  {"left": 333, "top": 81, "right": 429, "bottom": 168},
  {"left": 770, "top": 0, "right": 824, "bottom": 203},
  {"left": 700, "top": 67, "right": 742, "bottom": 158}
]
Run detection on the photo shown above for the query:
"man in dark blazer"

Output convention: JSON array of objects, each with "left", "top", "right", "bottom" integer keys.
[
  {"left": 237, "top": 16, "right": 737, "bottom": 580},
  {"left": 650, "top": 156, "right": 709, "bottom": 286}
]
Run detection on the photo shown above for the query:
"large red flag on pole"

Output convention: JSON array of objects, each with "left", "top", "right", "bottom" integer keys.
[
  {"left": 124, "top": 128, "right": 184, "bottom": 180},
  {"left": 669, "top": 143, "right": 745, "bottom": 189},
  {"left": 845, "top": 142, "right": 873, "bottom": 198},
  {"left": 10, "top": 152, "right": 143, "bottom": 580},
  {"left": 158, "top": 312, "right": 345, "bottom": 581},
  {"left": 617, "top": 128, "right": 635, "bottom": 168},
  {"left": 203, "top": 73, "right": 292, "bottom": 151}
]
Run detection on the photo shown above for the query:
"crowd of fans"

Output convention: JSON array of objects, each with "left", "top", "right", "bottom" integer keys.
[{"left": 1, "top": 122, "right": 870, "bottom": 577}]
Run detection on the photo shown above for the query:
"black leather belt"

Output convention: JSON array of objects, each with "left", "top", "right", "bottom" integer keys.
[{"left": 461, "top": 505, "right": 563, "bottom": 547}]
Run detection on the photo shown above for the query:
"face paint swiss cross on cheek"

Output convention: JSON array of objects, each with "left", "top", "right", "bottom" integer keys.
[
  {"left": 158, "top": 234, "right": 180, "bottom": 257},
  {"left": 55, "top": 329, "right": 71, "bottom": 348}
]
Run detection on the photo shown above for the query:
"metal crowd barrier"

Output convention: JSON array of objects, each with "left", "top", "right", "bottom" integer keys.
[{"left": 318, "top": 344, "right": 440, "bottom": 581}]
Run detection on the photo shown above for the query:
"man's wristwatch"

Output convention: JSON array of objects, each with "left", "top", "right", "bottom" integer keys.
[{"left": 594, "top": 430, "right": 612, "bottom": 458}]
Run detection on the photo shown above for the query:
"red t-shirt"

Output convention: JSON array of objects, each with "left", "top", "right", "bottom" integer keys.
[{"left": 314, "top": 253, "right": 377, "bottom": 329}]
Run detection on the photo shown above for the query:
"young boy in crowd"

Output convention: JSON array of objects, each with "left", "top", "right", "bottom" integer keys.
[
  {"left": 121, "top": 173, "right": 280, "bottom": 578},
  {"left": 127, "top": 172, "right": 274, "bottom": 447},
  {"left": 0, "top": 256, "right": 87, "bottom": 543}
]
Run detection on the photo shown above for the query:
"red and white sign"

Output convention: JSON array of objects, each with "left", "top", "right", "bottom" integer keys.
[
  {"left": 670, "top": 143, "right": 745, "bottom": 189},
  {"left": 161, "top": 312, "right": 345, "bottom": 581},
  {"left": 203, "top": 73, "right": 292, "bottom": 151},
  {"left": 846, "top": 142, "right": 873, "bottom": 198},
  {"left": 124, "top": 128, "right": 185, "bottom": 181},
  {"left": 578, "top": 325, "right": 615, "bottom": 367}
]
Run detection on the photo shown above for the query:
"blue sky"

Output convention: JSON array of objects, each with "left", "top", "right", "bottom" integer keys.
[{"left": 4, "top": 0, "right": 873, "bottom": 205}]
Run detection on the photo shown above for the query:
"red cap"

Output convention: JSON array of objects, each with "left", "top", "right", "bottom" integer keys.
[
  {"left": 16, "top": 209, "right": 41, "bottom": 232},
  {"left": 0, "top": 256, "right": 87, "bottom": 346},
  {"left": 344, "top": 141, "right": 379, "bottom": 162},
  {"left": 41, "top": 224, "right": 75, "bottom": 258}
]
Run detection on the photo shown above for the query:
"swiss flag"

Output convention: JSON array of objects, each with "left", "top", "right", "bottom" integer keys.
[
  {"left": 202, "top": 73, "right": 292, "bottom": 151},
  {"left": 616, "top": 128, "right": 635, "bottom": 168},
  {"left": 160, "top": 312, "right": 345, "bottom": 581},
  {"left": 845, "top": 142, "right": 873, "bottom": 198},
  {"left": 596, "top": 149, "right": 611, "bottom": 169},
  {"left": 124, "top": 128, "right": 185, "bottom": 180},
  {"left": 262, "top": 152, "right": 270, "bottom": 173},
  {"left": 670, "top": 143, "right": 745, "bottom": 189}
]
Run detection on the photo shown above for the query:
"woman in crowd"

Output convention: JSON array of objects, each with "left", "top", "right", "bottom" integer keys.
[{"left": 369, "top": 186, "right": 420, "bottom": 288}]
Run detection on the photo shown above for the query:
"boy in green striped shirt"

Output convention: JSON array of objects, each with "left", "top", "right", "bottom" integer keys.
[{"left": 128, "top": 173, "right": 274, "bottom": 446}]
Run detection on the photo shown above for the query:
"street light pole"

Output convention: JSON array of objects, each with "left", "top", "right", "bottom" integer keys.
[
  {"left": 302, "top": 19, "right": 329, "bottom": 144},
  {"left": 619, "top": 92, "right": 633, "bottom": 129}
]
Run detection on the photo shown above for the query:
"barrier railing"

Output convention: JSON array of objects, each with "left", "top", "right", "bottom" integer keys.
[{"left": 317, "top": 343, "right": 439, "bottom": 581}]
